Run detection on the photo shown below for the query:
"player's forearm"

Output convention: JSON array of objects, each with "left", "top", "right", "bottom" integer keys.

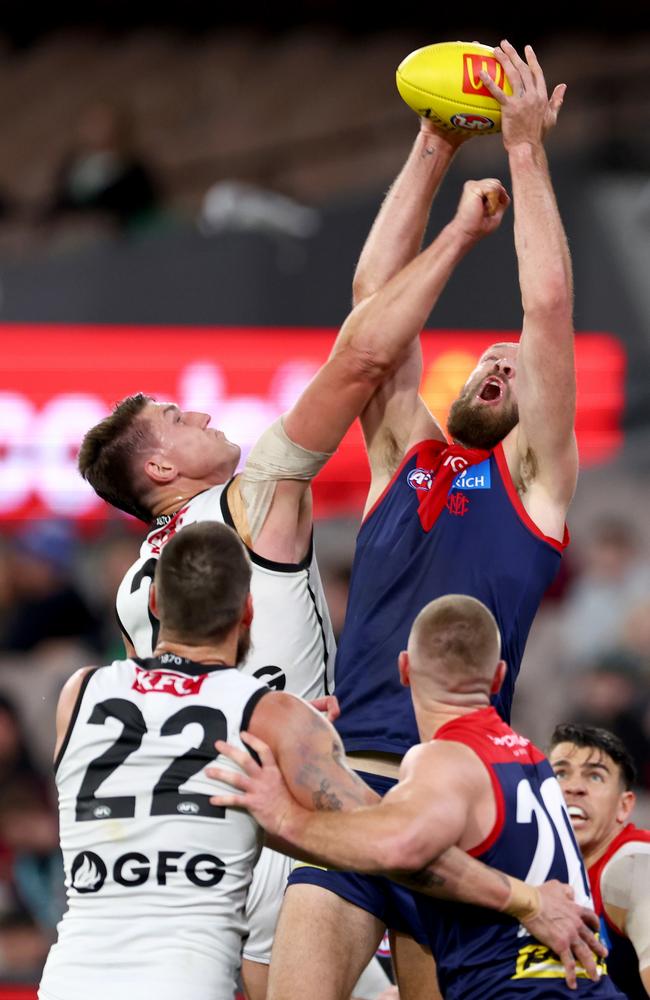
[
  {"left": 280, "top": 798, "right": 444, "bottom": 875},
  {"left": 509, "top": 142, "right": 573, "bottom": 319},
  {"left": 336, "top": 219, "right": 478, "bottom": 376},
  {"left": 279, "top": 808, "right": 539, "bottom": 922},
  {"left": 390, "top": 846, "right": 539, "bottom": 921},
  {"left": 352, "top": 129, "right": 457, "bottom": 305}
]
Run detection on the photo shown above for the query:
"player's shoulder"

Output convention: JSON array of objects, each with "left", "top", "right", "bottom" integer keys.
[
  {"left": 58, "top": 665, "right": 97, "bottom": 708},
  {"left": 608, "top": 825, "right": 650, "bottom": 861},
  {"left": 400, "top": 736, "right": 482, "bottom": 783}
]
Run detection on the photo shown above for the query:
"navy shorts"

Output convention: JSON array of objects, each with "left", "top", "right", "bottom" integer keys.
[{"left": 286, "top": 770, "right": 430, "bottom": 946}]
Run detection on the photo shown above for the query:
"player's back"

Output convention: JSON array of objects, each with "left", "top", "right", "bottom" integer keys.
[
  {"left": 415, "top": 708, "right": 624, "bottom": 1000},
  {"left": 39, "top": 654, "right": 268, "bottom": 1000},
  {"left": 335, "top": 441, "right": 567, "bottom": 755},
  {"left": 116, "top": 483, "right": 335, "bottom": 700}
]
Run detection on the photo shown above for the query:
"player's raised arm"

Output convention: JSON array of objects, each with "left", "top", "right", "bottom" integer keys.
[
  {"left": 281, "top": 177, "right": 510, "bottom": 460},
  {"left": 351, "top": 122, "right": 472, "bottom": 307},
  {"left": 481, "top": 41, "right": 578, "bottom": 512}
]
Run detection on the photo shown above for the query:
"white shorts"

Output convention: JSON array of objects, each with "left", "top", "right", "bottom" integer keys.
[{"left": 243, "top": 845, "right": 292, "bottom": 964}]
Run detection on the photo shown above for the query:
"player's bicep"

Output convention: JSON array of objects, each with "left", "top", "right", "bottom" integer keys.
[
  {"left": 516, "top": 316, "right": 578, "bottom": 500},
  {"left": 604, "top": 848, "right": 650, "bottom": 978},
  {"left": 380, "top": 746, "right": 472, "bottom": 869},
  {"left": 249, "top": 693, "right": 377, "bottom": 812}
]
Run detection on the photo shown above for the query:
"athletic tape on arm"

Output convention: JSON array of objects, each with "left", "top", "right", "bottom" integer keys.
[
  {"left": 239, "top": 417, "right": 334, "bottom": 542},
  {"left": 601, "top": 842, "right": 650, "bottom": 970}
]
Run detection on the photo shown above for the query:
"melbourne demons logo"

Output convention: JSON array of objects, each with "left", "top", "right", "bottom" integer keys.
[
  {"left": 446, "top": 492, "right": 470, "bottom": 517},
  {"left": 462, "top": 54, "right": 506, "bottom": 97},
  {"left": 407, "top": 468, "right": 433, "bottom": 491}
]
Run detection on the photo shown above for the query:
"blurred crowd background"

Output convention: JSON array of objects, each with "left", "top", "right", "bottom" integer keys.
[{"left": 0, "top": 2, "right": 649, "bottom": 989}]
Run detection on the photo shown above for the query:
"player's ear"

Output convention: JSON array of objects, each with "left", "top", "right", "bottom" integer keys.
[
  {"left": 144, "top": 455, "right": 176, "bottom": 484},
  {"left": 490, "top": 659, "right": 507, "bottom": 695},
  {"left": 398, "top": 650, "right": 411, "bottom": 688},
  {"left": 617, "top": 789, "right": 636, "bottom": 825},
  {"left": 241, "top": 593, "right": 254, "bottom": 629},
  {"left": 149, "top": 582, "right": 158, "bottom": 618}
]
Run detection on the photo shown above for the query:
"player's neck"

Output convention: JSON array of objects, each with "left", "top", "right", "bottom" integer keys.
[
  {"left": 414, "top": 696, "right": 490, "bottom": 741},
  {"left": 150, "top": 477, "right": 224, "bottom": 518},
  {"left": 154, "top": 635, "right": 238, "bottom": 668}
]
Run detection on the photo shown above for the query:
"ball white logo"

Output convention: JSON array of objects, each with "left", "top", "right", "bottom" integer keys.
[{"left": 450, "top": 113, "right": 494, "bottom": 131}]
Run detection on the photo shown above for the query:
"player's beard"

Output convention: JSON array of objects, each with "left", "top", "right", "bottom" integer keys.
[
  {"left": 236, "top": 626, "right": 251, "bottom": 667},
  {"left": 447, "top": 392, "right": 519, "bottom": 451}
]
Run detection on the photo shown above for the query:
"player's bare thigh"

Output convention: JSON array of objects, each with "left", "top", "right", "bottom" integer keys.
[
  {"left": 268, "top": 884, "right": 384, "bottom": 1000},
  {"left": 390, "top": 930, "right": 441, "bottom": 1000},
  {"left": 241, "top": 959, "right": 269, "bottom": 1000}
]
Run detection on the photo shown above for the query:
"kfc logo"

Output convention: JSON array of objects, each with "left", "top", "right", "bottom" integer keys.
[{"left": 132, "top": 667, "right": 208, "bottom": 696}]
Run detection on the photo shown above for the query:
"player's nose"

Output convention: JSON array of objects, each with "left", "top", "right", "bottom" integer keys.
[
  {"left": 564, "top": 779, "right": 588, "bottom": 798},
  {"left": 187, "top": 411, "right": 211, "bottom": 428},
  {"left": 494, "top": 359, "right": 514, "bottom": 379}
]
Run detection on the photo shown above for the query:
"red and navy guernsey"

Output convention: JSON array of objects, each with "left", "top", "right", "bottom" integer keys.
[{"left": 334, "top": 439, "right": 568, "bottom": 755}]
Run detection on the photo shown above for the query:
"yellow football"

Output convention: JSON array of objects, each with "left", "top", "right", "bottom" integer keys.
[{"left": 396, "top": 41, "right": 513, "bottom": 134}]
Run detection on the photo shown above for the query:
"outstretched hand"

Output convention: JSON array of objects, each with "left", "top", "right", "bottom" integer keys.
[
  {"left": 454, "top": 178, "right": 511, "bottom": 241},
  {"left": 522, "top": 880, "right": 607, "bottom": 990},
  {"left": 480, "top": 40, "right": 566, "bottom": 149},
  {"left": 206, "top": 731, "right": 299, "bottom": 837}
]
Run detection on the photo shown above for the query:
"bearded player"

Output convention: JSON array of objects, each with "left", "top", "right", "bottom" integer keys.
[
  {"left": 276, "top": 40, "right": 578, "bottom": 1000},
  {"left": 550, "top": 723, "right": 650, "bottom": 998},
  {"left": 78, "top": 167, "right": 509, "bottom": 997}
]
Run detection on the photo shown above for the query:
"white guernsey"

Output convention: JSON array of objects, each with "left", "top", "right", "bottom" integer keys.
[{"left": 40, "top": 655, "right": 268, "bottom": 1000}]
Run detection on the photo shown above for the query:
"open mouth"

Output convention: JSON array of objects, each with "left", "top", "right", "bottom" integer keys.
[
  {"left": 567, "top": 806, "right": 588, "bottom": 822},
  {"left": 477, "top": 377, "right": 504, "bottom": 403}
]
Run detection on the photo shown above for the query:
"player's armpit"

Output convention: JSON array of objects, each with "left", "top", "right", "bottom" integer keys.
[{"left": 360, "top": 344, "right": 444, "bottom": 509}]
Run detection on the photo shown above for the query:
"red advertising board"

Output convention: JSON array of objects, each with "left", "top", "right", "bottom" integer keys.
[{"left": 0, "top": 325, "right": 625, "bottom": 522}]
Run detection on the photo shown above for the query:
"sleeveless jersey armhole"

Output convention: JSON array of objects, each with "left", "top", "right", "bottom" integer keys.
[
  {"left": 240, "top": 686, "right": 272, "bottom": 765},
  {"left": 466, "top": 750, "right": 506, "bottom": 859},
  {"left": 54, "top": 667, "right": 101, "bottom": 774},
  {"left": 115, "top": 606, "right": 134, "bottom": 650},
  {"left": 362, "top": 438, "right": 446, "bottom": 526},
  {"left": 493, "top": 442, "right": 569, "bottom": 553},
  {"left": 220, "top": 479, "right": 314, "bottom": 572}
]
